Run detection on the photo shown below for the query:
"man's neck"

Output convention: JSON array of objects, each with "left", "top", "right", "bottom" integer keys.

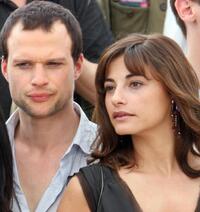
[
  {"left": 186, "top": 29, "right": 200, "bottom": 81},
  {"left": 187, "top": 50, "right": 200, "bottom": 82},
  {"left": 14, "top": 104, "right": 80, "bottom": 211},
  {"left": 15, "top": 106, "right": 80, "bottom": 151}
]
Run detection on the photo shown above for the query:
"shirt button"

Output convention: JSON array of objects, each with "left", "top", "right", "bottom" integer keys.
[{"left": 127, "top": 11, "right": 135, "bottom": 17}]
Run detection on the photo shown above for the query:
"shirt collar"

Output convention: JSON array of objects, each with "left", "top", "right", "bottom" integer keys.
[
  {"left": 6, "top": 109, "right": 19, "bottom": 147},
  {"left": 62, "top": 102, "right": 97, "bottom": 156}
]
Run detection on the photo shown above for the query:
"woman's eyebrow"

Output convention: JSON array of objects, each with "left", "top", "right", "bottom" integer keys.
[
  {"left": 104, "top": 78, "right": 114, "bottom": 82},
  {"left": 126, "top": 73, "right": 149, "bottom": 79},
  {"left": 105, "top": 74, "right": 145, "bottom": 82},
  {"left": 126, "top": 73, "right": 144, "bottom": 78},
  {"left": 126, "top": 73, "right": 135, "bottom": 79}
]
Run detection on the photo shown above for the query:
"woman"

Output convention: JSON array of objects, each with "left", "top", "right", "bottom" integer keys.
[
  {"left": 0, "top": 109, "right": 13, "bottom": 211},
  {"left": 58, "top": 34, "right": 200, "bottom": 212}
]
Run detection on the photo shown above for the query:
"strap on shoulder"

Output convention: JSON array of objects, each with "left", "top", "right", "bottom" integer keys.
[
  {"left": 77, "top": 164, "right": 104, "bottom": 211},
  {"left": 97, "top": 166, "right": 104, "bottom": 211}
]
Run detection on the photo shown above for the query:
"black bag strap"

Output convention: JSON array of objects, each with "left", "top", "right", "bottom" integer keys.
[{"left": 96, "top": 166, "right": 104, "bottom": 212}]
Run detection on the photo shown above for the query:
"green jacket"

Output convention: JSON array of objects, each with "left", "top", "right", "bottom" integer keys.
[{"left": 98, "top": 0, "right": 167, "bottom": 39}]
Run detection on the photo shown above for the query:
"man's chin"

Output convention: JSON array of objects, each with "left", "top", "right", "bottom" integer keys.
[
  {"left": 18, "top": 107, "right": 58, "bottom": 119},
  {"left": 15, "top": 100, "right": 66, "bottom": 119}
]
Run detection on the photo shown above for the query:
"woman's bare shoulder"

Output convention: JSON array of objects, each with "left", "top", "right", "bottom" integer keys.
[{"left": 57, "top": 176, "right": 90, "bottom": 212}]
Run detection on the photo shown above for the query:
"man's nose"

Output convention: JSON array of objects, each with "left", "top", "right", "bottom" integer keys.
[{"left": 31, "top": 64, "right": 48, "bottom": 87}]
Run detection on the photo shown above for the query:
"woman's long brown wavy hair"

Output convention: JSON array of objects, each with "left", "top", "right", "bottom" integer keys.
[{"left": 91, "top": 34, "right": 200, "bottom": 178}]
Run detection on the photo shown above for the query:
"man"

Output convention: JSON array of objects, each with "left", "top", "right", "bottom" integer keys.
[
  {"left": 1, "top": 1, "right": 97, "bottom": 211},
  {"left": 163, "top": 0, "right": 187, "bottom": 52},
  {"left": 170, "top": 0, "right": 200, "bottom": 80},
  {"left": 0, "top": 0, "right": 113, "bottom": 119}
]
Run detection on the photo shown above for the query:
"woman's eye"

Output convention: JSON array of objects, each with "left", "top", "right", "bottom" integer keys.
[
  {"left": 130, "top": 81, "right": 143, "bottom": 88},
  {"left": 104, "top": 85, "right": 114, "bottom": 92}
]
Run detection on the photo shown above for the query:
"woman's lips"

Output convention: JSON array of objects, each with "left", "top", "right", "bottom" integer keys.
[{"left": 113, "top": 111, "right": 135, "bottom": 120}]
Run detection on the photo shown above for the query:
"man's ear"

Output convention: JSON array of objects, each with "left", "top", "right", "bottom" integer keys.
[
  {"left": 175, "top": 0, "right": 196, "bottom": 22},
  {"left": 1, "top": 57, "right": 9, "bottom": 82},
  {"left": 74, "top": 53, "right": 83, "bottom": 80}
]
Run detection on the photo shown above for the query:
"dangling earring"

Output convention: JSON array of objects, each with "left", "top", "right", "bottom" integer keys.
[{"left": 171, "top": 99, "right": 181, "bottom": 136}]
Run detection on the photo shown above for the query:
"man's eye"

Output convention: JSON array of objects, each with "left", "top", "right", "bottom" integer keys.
[
  {"left": 47, "top": 62, "right": 62, "bottom": 67},
  {"left": 15, "top": 63, "right": 31, "bottom": 69}
]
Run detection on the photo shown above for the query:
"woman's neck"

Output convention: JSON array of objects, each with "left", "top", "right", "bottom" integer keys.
[{"left": 132, "top": 130, "right": 179, "bottom": 176}]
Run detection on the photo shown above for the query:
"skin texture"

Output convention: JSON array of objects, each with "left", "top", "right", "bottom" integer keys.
[
  {"left": 104, "top": 56, "right": 172, "bottom": 137},
  {"left": 105, "top": 56, "right": 200, "bottom": 212},
  {"left": 57, "top": 176, "right": 90, "bottom": 212},
  {"left": 174, "top": 0, "right": 200, "bottom": 80},
  {"left": 1, "top": 21, "right": 83, "bottom": 211},
  {"left": 2, "top": 21, "right": 82, "bottom": 118},
  {"left": 58, "top": 55, "right": 200, "bottom": 212},
  {"left": 7, "top": 0, "right": 97, "bottom": 105}
]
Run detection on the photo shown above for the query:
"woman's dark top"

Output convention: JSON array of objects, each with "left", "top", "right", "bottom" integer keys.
[{"left": 77, "top": 164, "right": 200, "bottom": 212}]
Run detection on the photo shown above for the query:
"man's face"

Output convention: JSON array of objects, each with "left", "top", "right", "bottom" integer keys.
[{"left": 2, "top": 21, "right": 82, "bottom": 118}]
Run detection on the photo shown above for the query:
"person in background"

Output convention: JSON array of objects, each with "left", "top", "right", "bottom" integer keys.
[
  {"left": 97, "top": 0, "right": 167, "bottom": 39},
  {"left": 0, "top": 108, "right": 13, "bottom": 212},
  {"left": 170, "top": 0, "right": 200, "bottom": 81},
  {"left": 0, "top": 0, "right": 114, "bottom": 119},
  {"left": 1, "top": 1, "right": 97, "bottom": 211},
  {"left": 163, "top": 0, "right": 187, "bottom": 52},
  {"left": 58, "top": 34, "right": 200, "bottom": 212}
]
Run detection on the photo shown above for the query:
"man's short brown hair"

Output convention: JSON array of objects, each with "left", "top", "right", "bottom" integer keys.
[{"left": 0, "top": 1, "right": 83, "bottom": 62}]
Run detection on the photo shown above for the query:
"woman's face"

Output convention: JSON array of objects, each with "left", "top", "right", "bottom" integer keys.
[{"left": 104, "top": 56, "right": 172, "bottom": 136}]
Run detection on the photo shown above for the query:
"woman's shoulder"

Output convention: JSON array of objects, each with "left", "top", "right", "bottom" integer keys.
[
  {"left": 79, "top": 163, "right": 114, "bottom": 179},
  {"left": 79, "top": 163, "right": 110, "bottom": 172},
  {"left": 58, "top": 164, "right": 105, "bottom": 212},
  {"left": 58, "top": 175, "right": 90, "bottom": 212}
]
